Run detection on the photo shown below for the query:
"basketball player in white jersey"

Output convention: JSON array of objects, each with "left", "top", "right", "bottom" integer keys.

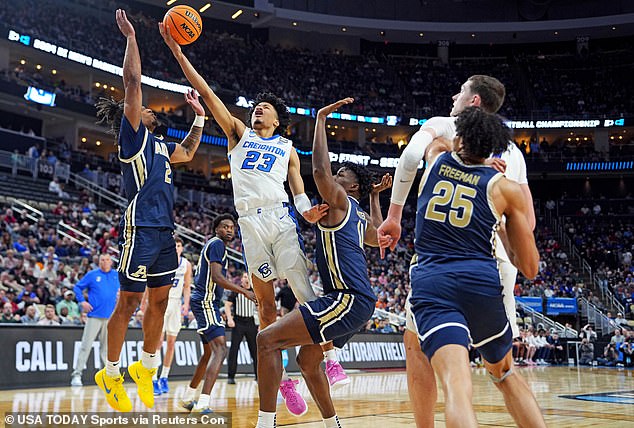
[
  {"left": 160, "top": 24, "right": 348, "bottom": 415},
  {"left": 153, "top": 237, "right": 192, "bottom": 395},
  {"left": 384, "top": 75, "right": 535, "bottom": 427}
]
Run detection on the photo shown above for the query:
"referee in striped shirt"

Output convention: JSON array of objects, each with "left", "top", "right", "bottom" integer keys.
[{"left": 225, "top": 272, "right": 258, "bottom": 383}]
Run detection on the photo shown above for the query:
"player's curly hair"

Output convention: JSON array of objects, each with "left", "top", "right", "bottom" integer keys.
[
  {"left": 340, "top": 162, "right": 376, "bottom": 201},
  {"left": 455, "top": 107, "right": 511, "bottom": 159},
  {"left": 213, "top": 213, "right": 236, "bottom": 231},
  {"left": 247, "top": 92, "right": 291, "bottom": 134},
  {"left": 95, "top": 97, "right": 124, "bottom": 138}
]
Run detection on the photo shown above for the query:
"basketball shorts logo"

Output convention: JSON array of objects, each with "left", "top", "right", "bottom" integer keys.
[
  {"left": 131, "top": 265, "right": 147, "bottom": 279},
  {"left": 258, "top": 263, "right": 272, "bottom": 278}
]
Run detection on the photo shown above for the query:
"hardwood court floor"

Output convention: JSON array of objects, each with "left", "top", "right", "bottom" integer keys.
[{"left": 1, "top": 366, "right": 633, "bottom": 427}]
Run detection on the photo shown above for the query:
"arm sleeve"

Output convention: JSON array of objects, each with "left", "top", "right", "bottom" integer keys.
[
  {"left": 118, "top": 116, "right": 147, "bottom": 162},
  {"left": 390, "top": 129, "right": 432, "bottom": 205}
]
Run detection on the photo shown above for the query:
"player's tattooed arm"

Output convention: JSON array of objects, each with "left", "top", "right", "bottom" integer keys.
[{"left": 170, "top": 90, "right": 205, "bottom": 163}]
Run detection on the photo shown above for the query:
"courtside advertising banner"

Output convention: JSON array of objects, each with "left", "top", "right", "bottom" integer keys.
[{"left": 0, "top": 326, "right": 404, "bottom": 389}]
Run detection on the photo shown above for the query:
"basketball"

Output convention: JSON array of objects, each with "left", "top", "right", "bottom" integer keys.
[{"left": 163, "top": 5, "right": 202, "bottom": 45}]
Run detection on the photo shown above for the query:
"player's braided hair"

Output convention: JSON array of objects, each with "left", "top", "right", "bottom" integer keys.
[
  {"left": 247, "top": 92, "right": 291, "bottom": 134},
  {"left": 455, "top": 107, "right": 511, "bottom": 159},
  {"left": 95, "top": 97, "right": 124, "bottom": 138},
  {"left": 213, "top": 213, "right": 236, "bottom": 231},
  {"left": 340, "top": 162, "right": 376, "bottom": 201}
]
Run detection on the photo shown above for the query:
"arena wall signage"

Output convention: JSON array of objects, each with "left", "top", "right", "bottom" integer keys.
[{"left": 0, "top": 326, "right": 404, "bottom": 389}]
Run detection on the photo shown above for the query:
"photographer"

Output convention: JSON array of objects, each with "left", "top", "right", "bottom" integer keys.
[
  {"left": 597, "top": 343, "right": 619, "bottom": 366},
  {"left": 579, "top": 338, "right": 595, "bottom": 365}
]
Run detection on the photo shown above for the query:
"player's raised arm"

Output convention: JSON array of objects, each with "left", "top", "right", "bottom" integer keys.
[
  {"left": 377, "top": 118, "right": 452, "bottom": 257},
  {"left": 159, "top": 22, "right": 245, "bottom": 148},
  {"left": 312, "top": 98, "right": 354, "bottom": 210},
  {"left": 116, "top": 9, "right": 142, "bottom": 131},
  {"left": 170, "top": 89, "right": 204, "bottom": 163},
  {"left": 364, "top": 173, "right": 392, "bottom": 247}
]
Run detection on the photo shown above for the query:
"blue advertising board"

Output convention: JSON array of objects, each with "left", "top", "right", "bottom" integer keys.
[{"left": 546, "top": 298, "right": 578, "bottom": 315}]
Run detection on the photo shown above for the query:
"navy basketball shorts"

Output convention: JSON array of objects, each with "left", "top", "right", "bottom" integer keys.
[
  {"left": 299, "top": 292, "right": 375, "bottom": 348},
  {"left": 117, "top": 226, "right": 178, "bottom": 292},
  {"left": 410, "top": 267, "right": 512, "bottom": 364},
  {"left": 191, "top": 299, "right": 225, "bottom": 343}
]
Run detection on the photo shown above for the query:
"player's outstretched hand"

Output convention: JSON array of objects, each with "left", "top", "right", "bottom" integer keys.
[
  {"left": 116, "top": 9, "right": 135, "bottom": 38},
  {"left": 485, "top": 157, "right": 507, "bottom": 173},
  {"left": 377, "top": 217, "right": 401, "bottom": 259},
  {"left": 158, "top": 21, "right": 181, "bottom": 54},
  {"left": 243, "top": 289, "right": 257, "bottom": 303},
  {"left": 185, "top": 89, "right": 205, "bottom": 117},
  {"left": 372, "top": 174, "right": 393, "bottom": 194},
  {"left": 317, "top": 98, "right": 354, "bottom": 119},
  {"left": 302, "top": 203, "right": 329, "bottom": 224}
]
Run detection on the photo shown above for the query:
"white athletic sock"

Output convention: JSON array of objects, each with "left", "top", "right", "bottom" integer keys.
[
  {"left": 195, "top": 394, "right": 210, "bottom": 409},
  {"left": 106, "top": 360, "right": 120, "bottom": 378},
  {"left": 152, "top": 371, "right": 158, "bottom": 381},
  {"left": 184, "top": 386, "right": 197, "bottom": 401},
  {"left": 160, "top": 366, "right": 170, "bottom": 379},
  {"left": 324, "top": 349, "right": 337, "bottom": 362},
  {"left": 323, "top": 415, "right": 341, "bottom": 428},
  {"left": 141, "top": 351, "right": 159, "bottom": 370},
  {"left": 281, "top": 368, "right": 290, "bottom": 382},
  {"left": 256, "top": 410, "right": 276, "bottom": 428}
]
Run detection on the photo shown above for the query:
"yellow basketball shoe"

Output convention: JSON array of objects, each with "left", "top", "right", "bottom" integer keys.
[
  {"left": 128, "top": 361, "right": 157, "bottom": 409},
  {"left": 95, "top": 368, "right": 132, "bottom": 412}
]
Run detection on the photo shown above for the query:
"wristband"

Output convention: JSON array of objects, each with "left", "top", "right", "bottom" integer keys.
[
  {"left": 193, "top": 115, "right": 205, "bottom": 127},
  {"left": 294, "top": 193, "right": 312, "bottom": 214}
]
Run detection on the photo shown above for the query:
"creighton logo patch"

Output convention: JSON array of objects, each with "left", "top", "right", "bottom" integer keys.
[{"left": 561, "top": 390, "right": 634, "bottom": 404}]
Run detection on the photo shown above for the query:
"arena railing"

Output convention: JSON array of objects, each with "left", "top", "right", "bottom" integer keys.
[
  {"left": 516, "top": 300, "right": 576, "bottom": 338},
  {"left": 10, "top": 198, "right": 44, "bottom": 223},
  {"left": 579, "top": 297, "right": 617, "bottom": 337}
]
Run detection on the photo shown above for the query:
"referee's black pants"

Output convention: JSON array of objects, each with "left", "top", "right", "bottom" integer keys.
[{"left": 227, "top": 316, "right": 258, "bottom": 379}]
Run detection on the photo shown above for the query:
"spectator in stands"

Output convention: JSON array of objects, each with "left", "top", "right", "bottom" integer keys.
[
  {"left": 20, "top": 305, "right": 39, "bottom": 324},
  {"left": 1, "top": 301, "right": 19, "bottom": 323},
  {"left": 377, "top": 319, "right": 396, "bottom": 334},
  {"left": 614, "top": 313, "right": 628, "bottom": 327},
  {"left": 548, "top": 332, "right": 564, "bottom": 364},
  {"left": 58, "top": 306, "right": 75, "bottom": 325},
  {"left": 579, "top": 324, "right": 598, "bottom": 342},
  {"left": 17, "top": 283, "right": 39, "bottom": 306},
  {"left": 70, "top": 253, "right": 119, "bottom": 387},
  {"left": 27, "top": 143, "right": 40, "bottom": 159},
  {"left": 579, "top": 338, "right": 595, "bottom": 365},
  {"left": 129, "top": 310, "right": 144, "bottom": 328},
  {"left": 597, "top": 343, "right": 619, "bottom": 366},
  {"left": 611, "top": 328, "right": 625, "bottom": 346},
  {"left": 37, "top": 304, "right": 60, "bottom": 325},
  {"left": 620, "top": 331, "right": 634, "bottom": 367},
  {"left": 56, "top": 290, "right": 80, "bottom": 323}
]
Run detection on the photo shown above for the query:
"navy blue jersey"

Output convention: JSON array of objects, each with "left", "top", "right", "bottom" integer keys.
[
  {"left": 118, "top": 116, "right": 177, "bottom": 229},
  {"left": 316, "top": 197, "right": 374, "bottom": 301},
  {"left": 415, "top": 152, "right": 503, "bottom": 275},
  {"left": 192, "top": 237, "right": 227, "bottom": 306}
]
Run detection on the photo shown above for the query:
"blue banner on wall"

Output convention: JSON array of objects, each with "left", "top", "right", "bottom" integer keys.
[
  {"left": 517, "top": 297, "right": 542, "bottom": 312},
  {"left": 546, "top": 298, "right": 578, "bottom": 315}
]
